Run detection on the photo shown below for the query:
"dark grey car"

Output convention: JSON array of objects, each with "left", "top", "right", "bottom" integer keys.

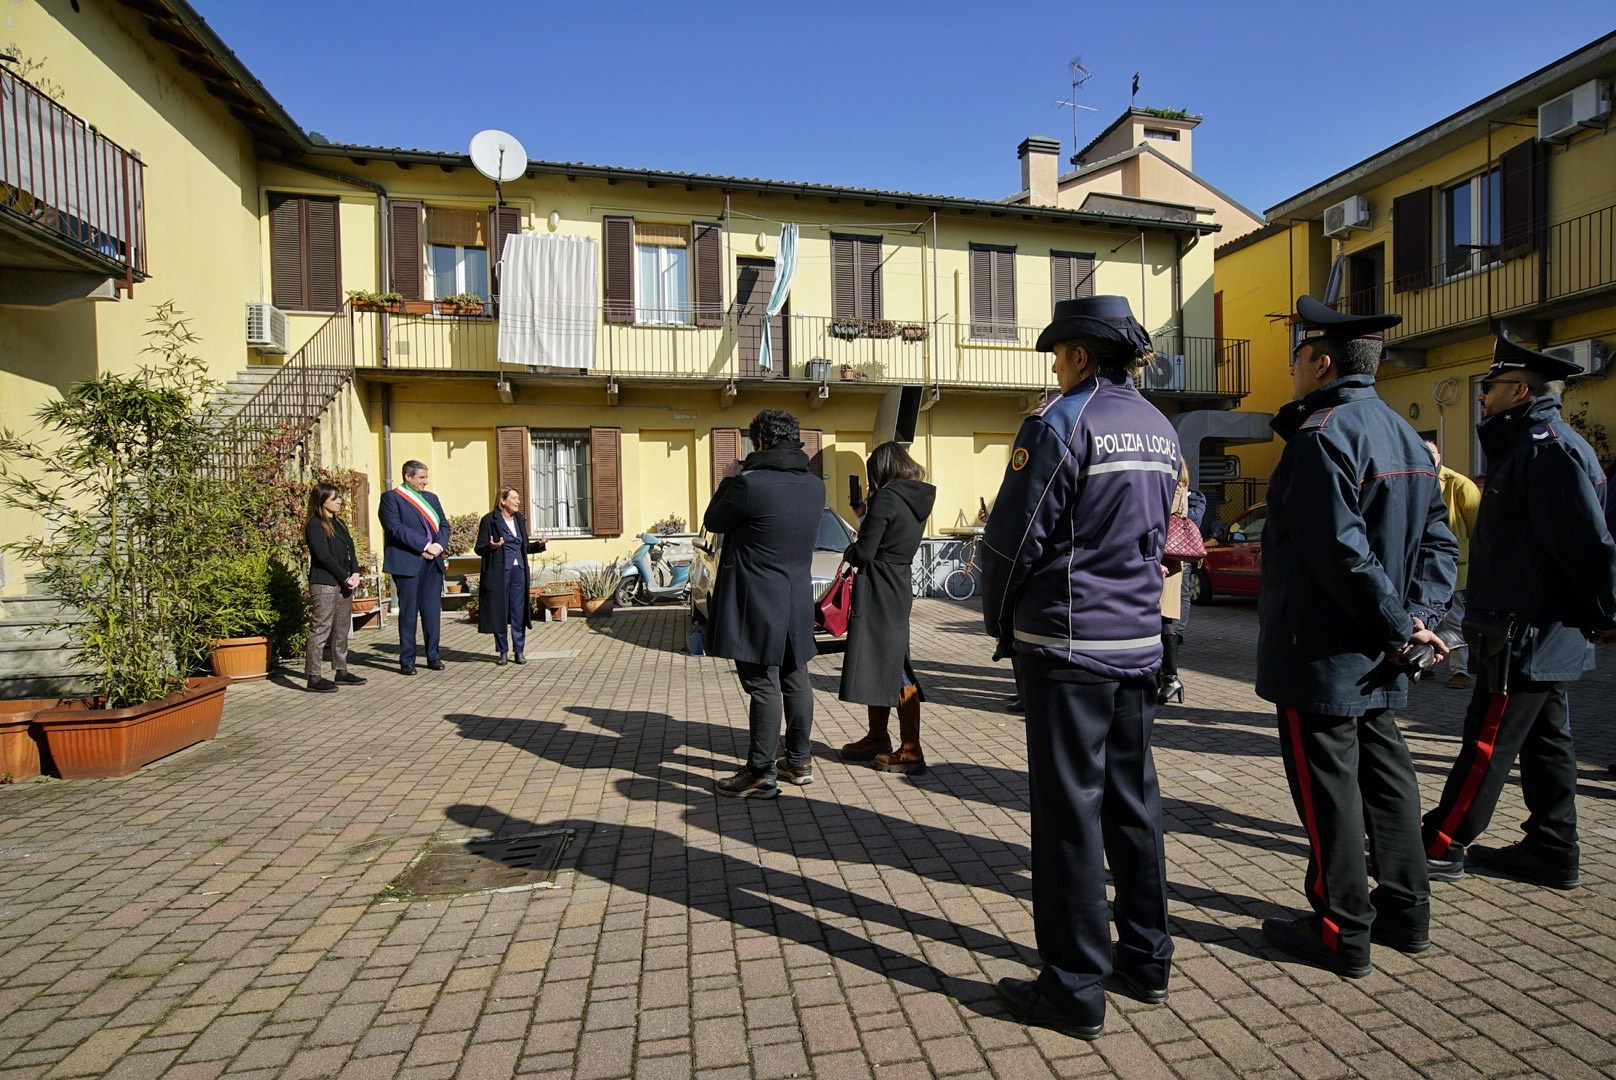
[{"left": 690, "top": 507, "right": 856, "bottom": 647}]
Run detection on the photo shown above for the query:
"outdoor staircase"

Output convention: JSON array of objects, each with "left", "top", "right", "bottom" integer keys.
[{"left": 0, "top": 581, "right": 96, "bottom": 698}]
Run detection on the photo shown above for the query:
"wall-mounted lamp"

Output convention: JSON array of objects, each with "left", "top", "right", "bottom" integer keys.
[{"left": 547, "top": 210, "right": 560, "bottom": 232}]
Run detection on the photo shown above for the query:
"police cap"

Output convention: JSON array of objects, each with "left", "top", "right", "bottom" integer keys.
[
  {"left": 1486, "top": 335, "right": 1582, "bottom": 381},
  {"left": 1036, "top": 295, "right": 1152, "bottom": 355},
  {"left": 1294, "top": 295, "right": 1402, "bottom": 341}
]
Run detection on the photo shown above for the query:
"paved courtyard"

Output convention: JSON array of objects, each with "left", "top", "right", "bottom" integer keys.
[{"left": 1, "top": 599, "right": 1614, "bottom": 1079}]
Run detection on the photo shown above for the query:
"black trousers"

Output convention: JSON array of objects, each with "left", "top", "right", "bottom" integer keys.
[
  {"left": 1423, "top": 680, "right": 1578, "bottom": 860},
  {"left": 1021, "top": 655, "right": 1171, "bottom": 1025},
  {"left": 1276, "top": 707, "right": 1428, "bottom": 963},
  {"left": 734, "top": 660, "right": 814, "bottom": 778}
]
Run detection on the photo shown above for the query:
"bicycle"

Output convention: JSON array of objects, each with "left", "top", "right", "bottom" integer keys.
[{"left": 942, "top": 536, "right": 983, "bottom": 601}]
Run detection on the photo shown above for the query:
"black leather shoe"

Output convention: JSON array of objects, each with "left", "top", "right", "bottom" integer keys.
[
  {"left": 1369, "top": 922, "right": 1431, "bottom": 954},
  {"left": 495, "top": 654, "right": 507, "bottom": 666},
  {"left": 399, "top": 665, "right": 416, "bottom": 676},
  {"left": 426, "top": 659, "right": 446, "bottom": 671},
  {"left": 995, "top": 977, "right": 1103, "bottom": 1040},
  {"left": 1468, "top": 842, "right": 1580, "bottom": 890},
  {"left": 307, "top": 678, "right": 338, "bottom": 694},
  {"left": 1261, "top": 916, "right": 1370, "bottom": 978},
  {"left": 333, "top": 671, "right": 367, "bottom": 686},
  {"left": 513, "top": 654, "right": 526, "bottom": 665},
  {"left": 1109, "top": 946, "right": 1168, "bottom": 1003},
  {"left": 1427, "top": 843, "right": 1466, "bottom": 883}
]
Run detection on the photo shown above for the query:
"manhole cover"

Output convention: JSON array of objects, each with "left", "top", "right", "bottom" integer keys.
[{"left": 390, "top": 830, "right": 573, "bottom": 899}]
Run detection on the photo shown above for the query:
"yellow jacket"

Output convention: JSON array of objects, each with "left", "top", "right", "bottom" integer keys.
[{"left": 1438, "top": 465, "right": 1481, "bottom": 589}]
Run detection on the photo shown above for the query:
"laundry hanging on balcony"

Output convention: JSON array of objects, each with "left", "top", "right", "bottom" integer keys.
[
  {"left": 757, "top": 223, "right": 798, "bottom": 372},
  {"left": 497, "top": 232, "right": 598, "bottom": 368}
]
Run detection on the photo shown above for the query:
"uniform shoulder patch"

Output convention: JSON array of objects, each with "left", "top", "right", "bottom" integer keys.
[
  {"left": 1010, "top": 447, "right": 1030, "bottom": 471},
  {"left": 1529, "top": 422, "right": 1559, "bottom": 442},
  {"left": 1299, "top": 406, "right": 1337, "bottom": 432}
]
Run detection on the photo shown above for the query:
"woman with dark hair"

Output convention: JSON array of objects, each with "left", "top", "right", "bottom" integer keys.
[
  {"left": 304, "top": 482, "right": 366, "bottom": 693},
  {"left": 1158, "top": 459, "right": 1205, "bottom": 704},
  {"left": 475, "top": 487, "right": 547, "bottom": 665},
  {"left": 836, "top": 441, "right": 937, "bottom": 775}
]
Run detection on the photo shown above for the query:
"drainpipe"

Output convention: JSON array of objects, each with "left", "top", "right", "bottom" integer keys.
[{"left": 1172, "top": 233, "right": 1186, "bottom": 359}]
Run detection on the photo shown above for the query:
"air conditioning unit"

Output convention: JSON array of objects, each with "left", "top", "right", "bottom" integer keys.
[
  {"left": 245, "top": 303, "right": 289, "bottom": 354},
  {"left": 1538, "top": 79, "right": 1612, "bottom": 141},
  {"left": 1542, "top": 339, "right": 1608, "bottom": 378},
  {"left": 1322, "top": 195, "right": 1372, "bottom": 238},
  {"left": 1144, "top": 353, "right": 1185, "bottom": 392}
]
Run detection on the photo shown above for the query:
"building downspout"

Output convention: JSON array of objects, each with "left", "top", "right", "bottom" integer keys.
[{"left": 1172, "top": 233, "right": 1186, "bottom": 359}]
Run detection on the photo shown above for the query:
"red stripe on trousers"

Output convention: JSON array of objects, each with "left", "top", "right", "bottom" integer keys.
[
  {"left": 1283, "top": 707, "right": 1342, "bottom": 951},
  {"left": 1426, "top": 693, "right": 1510, "bottom": 857}
]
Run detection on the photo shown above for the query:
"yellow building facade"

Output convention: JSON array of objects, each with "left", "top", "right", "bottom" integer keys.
[{"left": 1217, "top": 31, "right": 1616, "bottom": 501}]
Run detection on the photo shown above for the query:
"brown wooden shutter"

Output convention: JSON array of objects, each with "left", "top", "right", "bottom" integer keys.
[
  {"left": 831, "top": 235, "right": 855, "bottom": 318},
  {"left": 801, "top": 429, "right": 823, "bottom": 479},
  {"left": 603, "top": 216, "right": 635, "bottom": 324},
  {"left": 970, "top": 245, "right": 992, "bottom": 336},
  {"left": 693, "top": 221, "right": 723, "bottom": 326},
  {"left": 1498, "top": 141, "right": 1541, "bottom": 261},
  {"left": 711, "top": 428, "right": 741, "bottom": 494},
  {"left": 994, "top": 248, "right": 1016, "bottom": 335},
  {"left": 306, "top": 197, "right": 341, "bottom": 312},
  {"left": 389, "top": 200, "right": 424, "bottom": 300},
  {"left": 496, "top": 426, "right": 531, "bottom": 521},
  {"left": 1392, "top": 188, "right": 1433, "bottom": 293},
  {"left": 269, "top": 192, "right": 306, "bottom": 310},
  {"left": 861, "top": 236, "right": 882, "bottom": 320},
  {"left": 489, "top": 205, "right": 522, "bottom": 304},
  {"left": 589, "top": 426, "right": 623, "bottom": 536},
  {"left": 972, "top": 245, "right": 1015, "bottom": 337},
  {"left": 1071, "top": 253, "right": 1095, "bottom": 298}
]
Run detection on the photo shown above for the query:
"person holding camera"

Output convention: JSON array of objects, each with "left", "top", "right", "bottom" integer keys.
[{"left": 1256, "top": 297, "right": 1457, "bottom": 979}]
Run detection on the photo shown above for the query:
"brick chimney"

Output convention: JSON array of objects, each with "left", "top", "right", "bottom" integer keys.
[{"left": 1018, "top": 136, "right": 1062, "bottom": 206}]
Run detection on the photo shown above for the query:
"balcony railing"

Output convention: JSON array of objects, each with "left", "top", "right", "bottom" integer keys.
[
  {"left": 350, "top": 304, "right": 1250, "bottom": 399},
  {"left": 0, "top": 68, "right": 147, "bottom": 286},
  {"left": 1338, "top": 201, "right": 1616, "bottom": 344}
]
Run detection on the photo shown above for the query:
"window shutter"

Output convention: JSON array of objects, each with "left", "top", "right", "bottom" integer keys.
[
  {"left": 489, "top": 206, "right": 522, "bottom": 304},
  {"left": 1071, "top": 253, "right": 1095, "bottom": 298},
  {"left": 711, "top": 428, "right": 742, "bottom": 494},
  {"left": 1392, "top": 188, "right": 1433, "bottom": 293},
  {"left": 496, "top": 426, "right": 531, "bottom": 521},
  {"left": 389, "top": 200, "right": 424, "bottom": 300},
  {"left": 269, "top": 192, "right": 306, "bottom": 310},
  {"left": 1498, "top": 141, "right": 1541, "bottom": 261},
  {"left": 831, "top": 235, "right": 855, "bottom": 319},
  {"left": 693, "top": 221, "right": 723, "bottom": 326},
  {"left": 603, "top": 216, "right": 635, "bottom": 324},
  {"left": 861, "top": 236, "right": 882, "bottom": 320},
  {"left": 306, "top": 197, "right": 341, "bottom": 312},
  {"left": 994, "top": 247, "right": 1016, "bottom": 336},
  {"left": 589, "top": 426, "right": 623, "bottom": 536},
  {"left": 801, "top": 429, "right": 823, "bottom": 478},
  {"left": 970, "top": 246, "right": 992, "bottom": 336},
  {"left": 1049, "top": 253, "right": 1070, "bottom": 311}
]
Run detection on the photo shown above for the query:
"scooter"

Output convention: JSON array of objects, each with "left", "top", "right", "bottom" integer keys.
[{"left": 616, "top": 532, "right": 691, "bottom": 606}]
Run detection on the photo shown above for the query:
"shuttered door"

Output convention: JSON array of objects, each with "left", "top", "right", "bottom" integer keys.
[
  {"left": 862, "top": 236, "right": 882, "bottom": 321},
  {"left": 1498, "top": 141, "right": 1541, "bottom": 261},
  {"left": 390, "top": 201, "right": 424, "bottom": 300},
  {"left": 711, "top": 428, "right": 741, "bottom": 494},
  {"left": 589, "top": 427, "right": 623, "bottom": 536},
  {"left": 1392, "top": 188, "right": 1433, "bottom": 293},
  {"left": 801, "top": 429, "right": 824, "bottom": 479},
  {"left": 603, "top": 216, "right": 635, "bottom": 324},
  {"left": 693, "top": 221, "right": 723, "bottom": 326},
  {"left": 496, "top": 426, "right": 531, "bottom": 520},
  {"left": 269, "top": 193, "right": 306, "bottom": 311},
  {"left": 489, "top": 206, "right": 522, "bottom": 304},
  {"left": 306, "top": 197, "right": 341, "bottom": 312}
]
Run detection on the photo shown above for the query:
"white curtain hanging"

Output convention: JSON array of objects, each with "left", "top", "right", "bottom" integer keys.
[
  {"left": 758, "top": 223, "right": 799, "bottom": 372},
  {"left": 497, "top": 233, "right": 598, "bottom": 368},
  {"left": 553, "top": 440, "right": 579, "bottom": 530}
]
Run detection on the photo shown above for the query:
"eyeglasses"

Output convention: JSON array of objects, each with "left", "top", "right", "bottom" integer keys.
[{"left": 1480, "top": 378, "right": 1528, "bottom": 392}]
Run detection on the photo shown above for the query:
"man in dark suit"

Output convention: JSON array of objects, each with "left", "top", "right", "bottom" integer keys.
[
  {"left": 378, "top": 459, "right": 451, "bottom": 675},
  {"left": 702, "top": 409, "right": 826, "bottom": 799}
]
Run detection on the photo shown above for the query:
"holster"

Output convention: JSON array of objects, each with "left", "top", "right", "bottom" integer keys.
[{"left": 1462, "top": 611, "right": 1516, "bottom": 695}]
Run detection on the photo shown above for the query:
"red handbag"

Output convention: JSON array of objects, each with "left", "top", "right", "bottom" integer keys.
[
  {"left": 1164, "top": 515, "right": 1207, "bottom": 561},
  {"left": 814, "top": 561, "right": 854, "bottom": 637}
]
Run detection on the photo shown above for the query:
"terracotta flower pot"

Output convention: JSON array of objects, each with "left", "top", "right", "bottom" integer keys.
[
  {"left": 351, "top": 596, "right": 379, "bottom": 614},
  {"left": 581, "top": 597, "right": 614, "bottom": 617},
  {"left": 36, "top": 676, "right": 229, "bottom": 778},
  {"left": 537, "top": 593, "right": 570, "bottom": 621},
  {"left": 0, "top": 698, "right": 59, "bottom": 782},
  {"left": 209, "top": 635, "right": 273, "bottom": 681}
]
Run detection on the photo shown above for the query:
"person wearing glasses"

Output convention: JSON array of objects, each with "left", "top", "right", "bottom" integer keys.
[
  {"left": 1257, "top": 296, "right": 1457, "bottom": 980},
  {"left": 1422, "top": 337, "right": 1616, "bottom": 891}
]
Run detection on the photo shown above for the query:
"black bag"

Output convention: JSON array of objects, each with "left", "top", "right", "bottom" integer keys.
[{"left": 1462, "top": 611, "right": 1517, "bottom": 695}]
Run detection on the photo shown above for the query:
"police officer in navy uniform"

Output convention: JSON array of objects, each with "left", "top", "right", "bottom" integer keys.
[
  {"left": 1257, "top": 296, "right": 1458, "bottom": 979},
  {"left": 981, "top": 296, "right": 1179, "bottom": 1039},
  {"left": 1422, "top": 337, "right": 1616, "bottom": 890}
]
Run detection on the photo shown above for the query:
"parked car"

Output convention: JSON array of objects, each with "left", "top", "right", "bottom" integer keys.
[
  {"left": 1188, "top": 502, "right": 1266, "bottom": 605},
  {"left": 690, "top": 506, "right": 856, "bottom": 648}
]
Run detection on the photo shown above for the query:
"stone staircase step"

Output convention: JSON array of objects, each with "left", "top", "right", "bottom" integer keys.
[
  {"left": 0, "top": 616, "right": 81, "bottom": 644},
  {"left": 0, "top": 594, "right": 71, "bottom": 621}
]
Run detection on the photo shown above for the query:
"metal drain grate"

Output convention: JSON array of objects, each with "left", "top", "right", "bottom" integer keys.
[{"left": 391, "top": 829, "right": 574, "bottom": 899}]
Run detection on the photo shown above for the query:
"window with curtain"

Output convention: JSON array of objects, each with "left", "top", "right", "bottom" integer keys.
[
  {"left": 1443, "top": 168, "right": 1501, "bottom": 279},
  {"left": 425, "top": 208, "right": 490, "bottom": 302},
  {"left": 634, "top": 222, "right": 692, "bottom": 325},
  {"left": 531, "top": 430, "right": 593, "bottom": 535}
]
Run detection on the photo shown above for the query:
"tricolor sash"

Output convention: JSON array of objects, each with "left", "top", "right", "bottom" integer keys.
[{"left": 394, "top": 485, "right": 443, "bottom": 537}]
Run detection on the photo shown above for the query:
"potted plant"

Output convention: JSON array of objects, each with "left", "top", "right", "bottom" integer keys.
[
  {"left": 0, "top": 302, "right": 240, "bottom": 777},
  {"left": 573, "top": 563, "right": 622, "bottom": 617},
  {"left": 192, "top": 549, "right": 279, "bottom": 680},
  {"left": 436, "top": 292, "right": 486, "bottom": 316},
  {"left": 347, "top": 289, "right": 403, "bottom": 313},
  {"left": 535, "top": 580, "right": 576, "bottom": 622},
  {"left": 863, "top": 319, "right": 898, "bottom": 339},
  {"left": 899, "top": 323, "right": 928, "bottom": 342},
  {"left": 841, "top": 364, "right": 867, "bottom": 381},
  {"left": 829, "top": 318, "right": 862, "bottom": 340}
]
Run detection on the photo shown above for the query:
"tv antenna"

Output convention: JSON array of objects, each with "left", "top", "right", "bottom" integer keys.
[
  {"left": 469, "top": 129, "right": 528, "bottom": 207},
  {"left": 1055, "top": 58, "right": 1097, "bottom": 166}
]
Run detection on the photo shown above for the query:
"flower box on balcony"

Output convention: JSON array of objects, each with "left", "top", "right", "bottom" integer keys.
[
  {"left": 347, "top": 290, "right": 404, "bottom": 313},
  {"left": 863, "top": 320, "right": 898, "bottom": 339},
  {"left": 435, "top": 302, "right": 486, "bottom": 317},
  {"left": 829, "top": 320, "right": 862, "bottom": 340},
  {"left": 899, "top": 324, "right": 928, "bottom": 342}
]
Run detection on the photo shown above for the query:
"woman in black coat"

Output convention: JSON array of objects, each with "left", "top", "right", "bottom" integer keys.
[
  {"left": 838, "top": 442, "right": 937, "bottom": 774},
  {"left": 474, "top": 487, "right": 546, "bottom": 665},
  {"left": 304, "top": 482, "right": 366, "bottom": 692}
]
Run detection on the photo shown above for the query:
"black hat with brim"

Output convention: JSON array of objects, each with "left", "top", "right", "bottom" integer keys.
[
  {"left": 1294, "top": 295, "right": 1402, "bottom": 340},
  {"left": 1035, "top": 295, "right": 1153, "bottom": 354},
  {"left": 1486, "top": 335, "right": 1582, "bottom": 380}
]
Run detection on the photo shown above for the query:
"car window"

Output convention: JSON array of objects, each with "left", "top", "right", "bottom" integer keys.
[
  {"left": 816, "top": 508, "right": 852, "bottom": 551},
  {"left": 1233, "top": 508, "right": 1266, "bottom": 540}
]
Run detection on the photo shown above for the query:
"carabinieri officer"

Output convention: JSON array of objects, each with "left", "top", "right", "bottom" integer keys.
[
  {"left": 981, "top": 295, "right": 1179, "bottom": 1040},
  {"left": 1257, "top": 296, "right": 1457, "bottom": 978}
]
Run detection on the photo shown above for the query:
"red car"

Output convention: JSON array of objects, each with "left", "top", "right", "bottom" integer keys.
[{"left": 1187, "top": 502, "right": 1266, "bottom": 605}]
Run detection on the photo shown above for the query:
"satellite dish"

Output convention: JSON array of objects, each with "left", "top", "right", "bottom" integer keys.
[{"left": 469, "top": 129, "right": 528, "bottom": 183}]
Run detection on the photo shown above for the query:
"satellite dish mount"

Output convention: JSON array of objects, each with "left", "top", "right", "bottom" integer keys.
[{"left": 469, "top": 129, "right": 529, "bottom": 207}]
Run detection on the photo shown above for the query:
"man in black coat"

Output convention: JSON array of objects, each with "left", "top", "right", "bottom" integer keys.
[
  {"left": 1257, "top": 296, "right": 1457, "bottom": 980},
  {"left": 703, "top": 409, "right": 826, "bottom": 800},
  {"left": 1422, "top": 337, "right": 1616, "bottom": 890}
]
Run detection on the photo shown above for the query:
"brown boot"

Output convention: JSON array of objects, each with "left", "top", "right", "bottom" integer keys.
[
  {"left": 840, "top": 706, "right": 893, "bottom": 761},
  {"left": 874, "top": 686, "right": 926, "bottom": 774}
]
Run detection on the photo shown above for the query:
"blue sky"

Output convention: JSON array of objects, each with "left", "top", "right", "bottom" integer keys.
[{"left": 193, "top": 2, "right": 1613, "bottom": 216}]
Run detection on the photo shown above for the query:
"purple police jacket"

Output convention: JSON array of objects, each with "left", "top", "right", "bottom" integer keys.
[{"left": 980, "top": 370, "right": 1179, "bottom": 680}]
